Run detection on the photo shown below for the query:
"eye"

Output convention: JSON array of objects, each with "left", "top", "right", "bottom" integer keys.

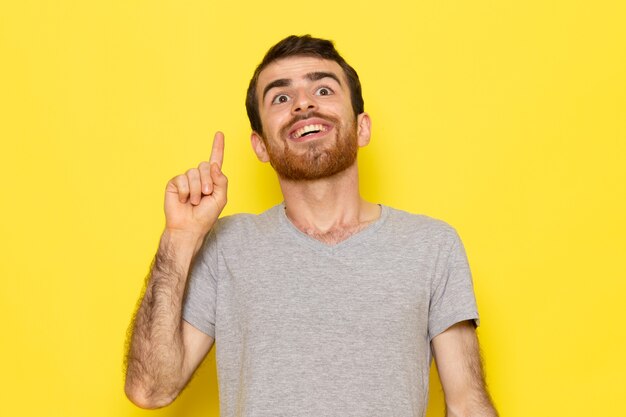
[
  {"left": 271, "top": 94, "right": 290, "bottom": 104},
  {"left": 315, "top": 86, "right": 334, "bottom": 96}
]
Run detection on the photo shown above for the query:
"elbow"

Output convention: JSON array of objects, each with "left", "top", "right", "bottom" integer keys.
[
  {"left": 124, "top": 381, "right": 176, "bottom": 409},
  {"left": 445, "top": 398, "right": 498, "bottom": 417}
]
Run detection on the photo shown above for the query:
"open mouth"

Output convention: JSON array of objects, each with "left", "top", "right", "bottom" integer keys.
[
  {"left": 291, "top": 124, "right": 328, "bottom": 139},
  {"left": 287, "top": 117, "right": 334, "bottom": 142}
]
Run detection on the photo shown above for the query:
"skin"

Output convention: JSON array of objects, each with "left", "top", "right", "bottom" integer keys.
[
  {"left": 433, "top": 321, "right": 498, "bottom": 417},
  {"left": 250, "top": 57, "right": 380, "bottom": 240},
  {"left": 124, "top": 133, "right": 224, "bottom": 408},
  {"left": 124, "top": 56, "right": 498, "bottom": 416}
]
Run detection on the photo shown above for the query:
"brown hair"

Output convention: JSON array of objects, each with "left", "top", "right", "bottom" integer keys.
[{"left": 245, "top": 35, "right": 365, "bottom": 135}]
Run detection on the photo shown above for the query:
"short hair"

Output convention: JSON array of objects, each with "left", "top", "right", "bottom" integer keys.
[{"left": 245, "top": 35, "right": 365, "bottom": 135}]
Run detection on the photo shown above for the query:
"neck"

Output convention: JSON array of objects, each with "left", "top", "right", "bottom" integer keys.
[{"left": 278, "top": 163, "right": 380, "bottom": 243}]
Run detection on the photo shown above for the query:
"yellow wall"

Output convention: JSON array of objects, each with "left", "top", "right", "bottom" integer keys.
[{"left": 1, "top": 1, "right": 625, "bottom": 416}]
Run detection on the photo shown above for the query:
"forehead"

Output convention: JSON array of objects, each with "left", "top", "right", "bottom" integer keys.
[{"left": 257, "top": 56, "right": 346, "bottom": 89}]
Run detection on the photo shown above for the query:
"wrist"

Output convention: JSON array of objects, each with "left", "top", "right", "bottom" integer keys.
[{"left": 161, "top": 228, "right": 206, "bottom": 259}]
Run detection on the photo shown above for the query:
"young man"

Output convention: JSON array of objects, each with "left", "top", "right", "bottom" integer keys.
[{"left": 125, "top": 35, "right": 498, "bottom": 417}]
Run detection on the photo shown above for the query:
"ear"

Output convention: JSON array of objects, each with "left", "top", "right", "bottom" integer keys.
[
  {"left": 250, "top": 131, "right": 270, "bottom": 162},
  {"left": 356, "top": 112, "right": 371, "bottom": 147}
]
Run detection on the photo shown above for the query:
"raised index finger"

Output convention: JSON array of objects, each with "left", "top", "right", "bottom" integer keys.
[{"left": 209, "top": 131, "right": 225, "bottom": 168}]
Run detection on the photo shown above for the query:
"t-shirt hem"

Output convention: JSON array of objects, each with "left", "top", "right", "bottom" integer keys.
[
  {"left": 182, "top": 316, "right": 215, "bottom": 338},
  {"left": 428, "top": 312, "right": 480, "bottom": 341}
]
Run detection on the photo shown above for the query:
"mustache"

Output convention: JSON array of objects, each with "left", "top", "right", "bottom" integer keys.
[{"left": 280, "top": 111, "right": 340, "bottom": 137}]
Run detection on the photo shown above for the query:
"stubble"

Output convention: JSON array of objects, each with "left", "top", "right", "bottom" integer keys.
[{"left": 263, "top": 112, "right": 359, "bottom": 181}]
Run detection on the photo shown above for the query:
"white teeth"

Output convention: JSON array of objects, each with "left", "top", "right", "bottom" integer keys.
[{"left": 293, "top": 124, "right": 326, "bottom": 139}]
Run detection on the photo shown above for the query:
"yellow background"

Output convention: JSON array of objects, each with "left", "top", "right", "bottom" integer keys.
[{"left": 1, "top": 1, "right": 625, "bottom": 416}]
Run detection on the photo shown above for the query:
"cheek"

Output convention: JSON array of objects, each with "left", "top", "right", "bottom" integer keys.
[{"left": 263, "top": 109, "right": 287, "bottom": 129}]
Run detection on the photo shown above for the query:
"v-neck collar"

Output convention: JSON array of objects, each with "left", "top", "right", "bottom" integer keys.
[{"left": 276, "top": 202, "right": 390, "bottom": 254}]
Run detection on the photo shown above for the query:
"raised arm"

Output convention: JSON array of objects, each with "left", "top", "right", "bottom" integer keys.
[
  {"left": 124, "top": 132, "right": 227, "bottom": 409},
  {"left": 431, "top": 320, "right": 498, "bottom": 417}
]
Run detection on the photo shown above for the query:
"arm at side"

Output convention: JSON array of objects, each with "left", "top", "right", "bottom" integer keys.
[
  {"left": 124, "top": 230, "right": 215, "bottom": 409},
  {"left": 431, "top": 321, "right": 498, "bottom": 417}
]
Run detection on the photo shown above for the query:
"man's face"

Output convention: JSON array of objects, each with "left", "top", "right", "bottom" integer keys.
[{"left": 251, "top": 56, "right": 370, "bottom": 181}]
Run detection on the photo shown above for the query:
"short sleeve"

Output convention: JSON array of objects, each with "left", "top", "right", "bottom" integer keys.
[
  {"left": 428, "top": 230, "right": 479, "bottom": 340},
  {"left": 182, "top": 228, "right": 218, "bottom": 338}
]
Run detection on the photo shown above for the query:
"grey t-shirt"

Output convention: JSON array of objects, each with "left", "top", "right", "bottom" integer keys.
[{"left": 183, "top": 204, "right": 479, "bottom": 417}]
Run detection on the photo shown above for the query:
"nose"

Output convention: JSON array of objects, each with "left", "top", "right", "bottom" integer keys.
[{"left": 291, "top": 90, "right": 316, "bottom": 114}]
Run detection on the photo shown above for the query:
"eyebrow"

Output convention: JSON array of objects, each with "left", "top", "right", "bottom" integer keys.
[
  {"left": 262, "top": 71, "right": 343, "bottom": 101},
  {"left": 306, "top": 71, "right": 342, "bottom": 85}
]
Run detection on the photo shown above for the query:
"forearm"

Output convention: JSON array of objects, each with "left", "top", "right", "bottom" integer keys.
[{"left": 124, "top": 230, "right": 204, "bottom": 408}]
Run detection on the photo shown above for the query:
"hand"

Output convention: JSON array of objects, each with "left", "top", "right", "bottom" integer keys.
[{"left": 164, "top": 132, "right": 228, "bottom": 238}]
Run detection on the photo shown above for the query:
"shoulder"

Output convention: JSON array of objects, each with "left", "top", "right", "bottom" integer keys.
[
  {"left": 383, "top": 206, "right": 461, "bottom": 244},
  {"left": 210, "top": 204, "right": 282, "bottom": 241}
]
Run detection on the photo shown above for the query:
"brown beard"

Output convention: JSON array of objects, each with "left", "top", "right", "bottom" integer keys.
[{"left": 262, "top": 112, "right": 359, "bottom": 181}]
